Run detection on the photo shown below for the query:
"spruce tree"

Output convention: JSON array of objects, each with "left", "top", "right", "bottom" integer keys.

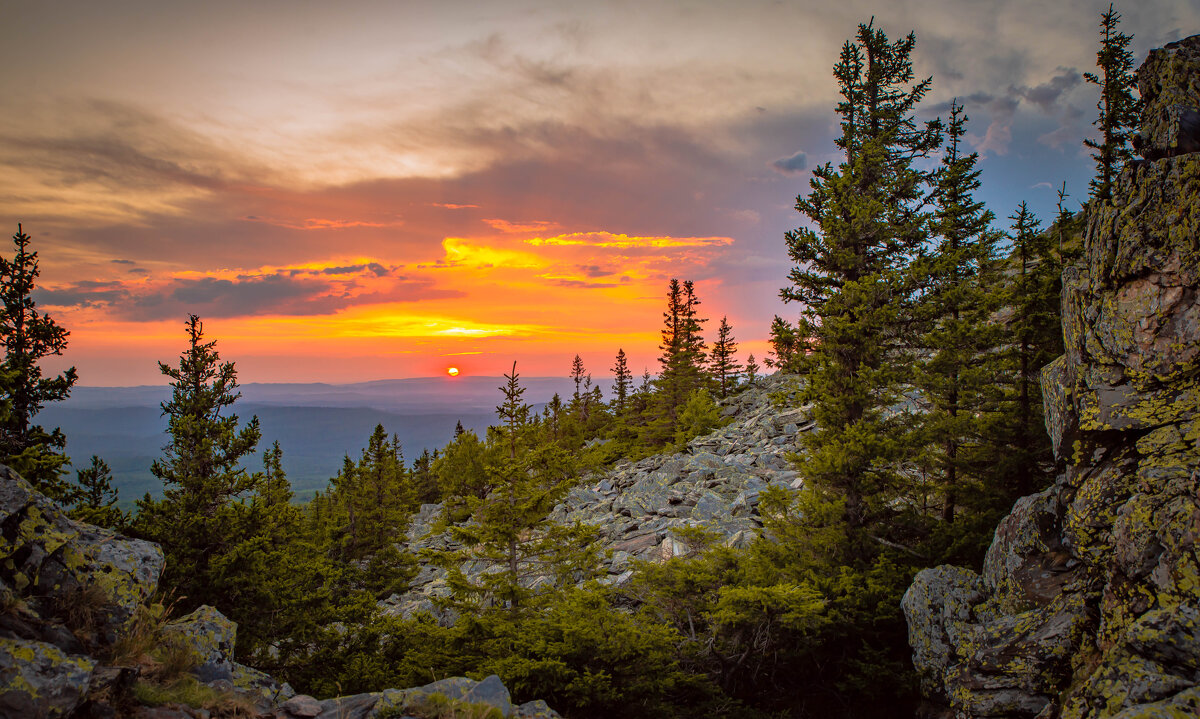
[
  {"left": 709, "top": 316, "right": 741, "bottom": 398},
  {"left": 912, "top": 101, "right": 1002, "bottom": 533},
  {"left": 765, "top": 316, "right": 799, "bottom": 371},
  {"left": 70, "top": 455, "right": 125, "bottom": 528},
  {"left": 612, "top": 348, "right": 632, "bottom": 414},
  {"left": 135, "top": 315, "right": 263, "bottom": 609},
  {"left": 994, "top": 203, "right": 1062, "bottom": 499},
  {"left": 0, "top": 224, "right": 78, "bottom": 501},
  {"left": 1083, "top": 3, "right": 1140, "bottom": 202},
  {"left": 781, "top": 21, "right": 941, "bottom": 542},
  {"left": 744, "top": 354, "right": 760, "bottom": 386},
  {"left": 570, "top": 354, "right": 586, "bottom": 409},
  {"left": 442, "top": 362, "right": 592, "bottom": 612}
]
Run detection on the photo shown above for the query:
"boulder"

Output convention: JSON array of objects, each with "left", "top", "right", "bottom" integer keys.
[{"left": 0, "top": 636, "right": 95, "bottom": 719}]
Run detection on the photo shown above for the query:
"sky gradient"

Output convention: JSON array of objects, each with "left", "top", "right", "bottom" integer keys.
[{"left": 3, "top": 0, "right": 1196, "bottom": 385}]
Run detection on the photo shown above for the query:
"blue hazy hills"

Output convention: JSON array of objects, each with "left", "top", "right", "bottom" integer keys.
[{"left": 39, "top": 375, "right": 590, "bottom": 505}]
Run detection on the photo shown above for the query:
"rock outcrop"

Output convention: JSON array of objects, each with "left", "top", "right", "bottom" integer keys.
[
  {"left": 0, "top": 466, "right": 563, "bottom": 718},
  {"left": 904, "top": 35, "right": 1200, "bottom": 719},
  {"left": 380, "top": 373, "right": 808, "bottom": 621}
]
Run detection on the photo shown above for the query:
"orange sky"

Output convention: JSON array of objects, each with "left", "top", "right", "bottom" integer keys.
[{"left": 4, "top": 0, "right": 1194, "bottom": 385}]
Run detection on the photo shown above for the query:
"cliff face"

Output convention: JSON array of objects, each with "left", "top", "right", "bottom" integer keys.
[{"left": 904, "top": 35, "right": 1200, "bottom": 719}]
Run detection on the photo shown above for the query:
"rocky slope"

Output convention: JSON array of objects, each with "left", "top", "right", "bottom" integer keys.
[
  {"left": 381, "top": 372, "right": 808, "bottom": 621},
  {"left": 904, "top": 35, "right": 1200, "bottom": 719},
  {"left": 0, "top": 466, "right": 562, "bottom": 719}
]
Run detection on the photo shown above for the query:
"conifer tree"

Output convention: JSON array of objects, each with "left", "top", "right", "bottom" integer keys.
[
  {"left": 612, "top": 348, "right": 632, "bottom": 414},
  {"left": 765, "top": 316, "right": 799, "bottom": 371},
  {"left": 709, "top": 316, "right": 741, "bottom": 398},
  {"left": 0, "top": 224, "right": 78, "bottom": 501},
  {"left": 442, "top": 362, "right": 593, "bottom": 612},
  {"left": 260, "top": 441, "right": 291, "bottom": 508},
  {"left": 570, "top": 354, "right": 586, "bottom": 407},
  {"left": 744, "top": 354, "right": 760, "bottom": 386},
  {"left": 781, "top": 21, "right": 941, "bottom": 542},
  {"left": 70, "top": 455, "right": 125, "bottom": 528},
  {"left": 655, "top": 279, "right": 710, "bottom": 424},
  {"left": 994, "top": 203, "right": 1062, "bottom": 499},
  {"left": 136, "top": 315, "right": 263, "bottom": 609},
  {"left": 912, "top": 101, "right": 1002, "bottom": 530},
  {"left": 1083, "top": 4, "right": 1140, "bottom": 202}
]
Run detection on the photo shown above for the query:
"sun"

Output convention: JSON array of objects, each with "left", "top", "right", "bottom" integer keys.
[{"left": 447, "top": 367, "right": 459, "bottom": 377}]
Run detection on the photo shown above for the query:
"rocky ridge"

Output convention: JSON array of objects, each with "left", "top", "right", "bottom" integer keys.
[
  {"left": 381, "top": 372, "right": 808, "bottom": 621},
  {"left": 903, "top": 35, "right": 1200, "bottom": 719},
  {"left": 0, "top": 466, "right": 562, "bottom": 719}
]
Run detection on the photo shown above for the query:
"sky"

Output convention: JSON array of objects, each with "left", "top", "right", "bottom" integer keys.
[{"left": 2, "top": 0, "right": 1196, "bottom": 386}]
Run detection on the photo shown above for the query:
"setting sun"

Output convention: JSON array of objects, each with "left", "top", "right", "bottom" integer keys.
[{"left": 447, "top": 367, "right": 459, "bottom": 377}]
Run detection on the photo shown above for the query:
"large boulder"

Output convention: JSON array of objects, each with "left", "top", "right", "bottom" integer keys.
[
  {"left": 905, "top": 35, "right": 1200, "bottom": 719},
  {"left": 0, "top": 637, "right": 95, "bottom": 719},
  {"left": 0, "top": 466, "right": 164, "bottom": 649}
]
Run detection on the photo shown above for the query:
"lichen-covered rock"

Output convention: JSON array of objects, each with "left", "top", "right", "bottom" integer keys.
[
  {"left": 381, "top": 373, "right": 809, "bottom": 622},
  {"left": 305, "top": 674, "right": 558, "bottom": 719},
  {"left": 163, "top": 604, "right": 294, "bottom": 706},
  {"left": 906, "top": 34, "right": 1200, "bottom": 719},
  {"left": 0, "top": 466, "right": 164, "bottom": 650},
  {"left": 0, "top": 636, "right": 95, "bottom": 719}
]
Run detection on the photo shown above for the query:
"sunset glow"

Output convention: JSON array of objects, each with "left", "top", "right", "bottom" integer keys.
[
  {"left": 3, "top": 0, "right": 1186, "bottom": 385},
  {"left": 448, "top": 367, "right": 460, "bottom": 377}
]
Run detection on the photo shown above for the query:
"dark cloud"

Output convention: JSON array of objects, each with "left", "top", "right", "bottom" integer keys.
[
  {"left": 110, "top": 258, "right": 136, "bottom": 265},
  {"left": 0, "top": 101, "right": 237, "bottom": 193},
  {"left": 37, "top": 266, "right": 461, "bottom": 320},
  {"left": 1018, "top": 69, "right": 1082, "bottom": 113},
  {"left": 771, "top": 150, "right": 808, "bottom": 174}
]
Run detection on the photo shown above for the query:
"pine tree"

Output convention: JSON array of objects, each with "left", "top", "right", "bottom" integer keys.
[
  {"left": 994, "top": 203, "right": 1062, "bottom": 500},
  {"left": 709, "top": 316, "right": 742, "bottom": 399},
  {"left": 765, "top": 316, "right": 799, "bottom": 371},
  {"left": 570, "top": 354, "right": 586, "bottom": 409},
  {"left": 744, "top": 354, "right": 760, "bottom": 386},
  {"left": 655, "top": 279, "right": 710, "bottom": 424},
  {"left": 0, "top": 224, "right": 78, "bottom": 501},
  {"left": 135, "top": 315, "right": 262, "bottom": 608},
  {"left": 781, "top": 21, "right": 941, "bottom": 543},
  {"left": 612, "top": 348, "right": 632, "bottom": 415},
  {"left": 70, "top": 455, "right": 125, "bottom": 528},
  {"left": 442, "top": 362, "right": 593, "bottom": 612},
  {"left": 1083, "top": 4, "right": 1140, "bottom": 202},
  {"left": 912, "top": 101, "right": 1002, "bottom": 532}
]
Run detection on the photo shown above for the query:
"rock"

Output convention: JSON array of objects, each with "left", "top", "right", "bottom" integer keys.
[
  {"left": 905, "top": 35, "right": 1200, "bottom": 719},
  {"left": 386, "top": 373, "right": 810, "bottom": 621},
  {"left": 0, "top": 468, "right": 165, "bottom": 647},
  {"left": 0, "top": 636, "right": 95, "bottom": 719},
  {"left": 278, "top": 694, "right": 323, "bottom": 717}
]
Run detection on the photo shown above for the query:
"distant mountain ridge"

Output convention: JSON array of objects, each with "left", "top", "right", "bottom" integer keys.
[{"left": 42, "top": 376, "right": 611, "bottom": 504}]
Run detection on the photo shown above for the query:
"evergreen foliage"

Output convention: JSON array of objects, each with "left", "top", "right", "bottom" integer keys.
[
  {"left": 911, "top": 101, "right": 1004, "bottom": 555},
  {"left": 708, "top": 316, "right": 741, "bottom": 399},
  {"left": 135, "top": 315, "right": 263, "bottom": 609},
  {"left": 440, "top": 363, "right": 596, "bottom": 613},
  {"left": 611, "top": 348, "right": 632, "bottom": 414},
  {"left": 1083, "top": 3, "right": 1140, "bottom": 202},
  {"left": 70, "top": 455, "right": 126, "bottom": 529},
  {"left": 781, "top": 21, "right": 941, "bottom": 541},
  {"left": 0, "top": 224, "right": 78, "bottom": 501}
]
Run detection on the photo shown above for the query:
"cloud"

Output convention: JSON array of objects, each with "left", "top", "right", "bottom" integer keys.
[
  {"left": 771, "top": 150, "right": 808, "bottom": 174},
  {"left": 1020, "top": 69, "right": 1082, "bottom": 112},
  {"left": 484, "top": 218, "right": 561, "bottom": 234},
  {"left": 37, "top": 263, "right": 462, "bottom": 320}
]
